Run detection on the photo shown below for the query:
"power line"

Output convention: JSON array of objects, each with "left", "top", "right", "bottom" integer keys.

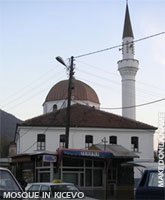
[
  {"left": 2, "top": 74, "right": 65, "bottom": 112},
  {"left": 77, "top": 60, "right": 165, "bottom": 95},
  {"left": 101, "top": 98, "right": 165, "bottom": 110},
  {"left": 19, "top": 97, "right": 68, "bottom": 153},
  {"left": 22, "top": 142, "right": 37, "bottom": 154},
  {"left": 75, "top": 32, "right": 165, "bottom": 58},
  {"left": 1, "top": 66, "right": 62, "bottom": 103},
  {"left": 20, "top": 94, "right": 68, "bottom": 139},
  {"left": 76, "top": 69, "right": 164, "bottom": 101}
]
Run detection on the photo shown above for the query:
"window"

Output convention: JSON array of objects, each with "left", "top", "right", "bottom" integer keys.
[
  {"left": 94, "top": 169, "right": 103, "bottom": 186},
  {"left": 29, "top": 184, "right": 40, "bottom": 191},
  {"left": 40, "top": 185, "right": 50, "bottom": 192},
  {"left": 131, "top": 136, "right": 139, "bottom": 152},
  {"left": 53, "top": 104, "right": 57, "bottom": 112},
  {"left": 148, "top": 171, "right": 165, "bottom": 187},
  {"left": 109, "top": 136, "right": 117, "bottom": 144},
  {"left": 85, "top": 135, "right": 93, "bottom": 148},
  {"left": 0, "top": 170, "right": 22, "bottom": 192},
  {"left": 37, "top": 134, "right": 45, "bottom": 151},
  {"left": 60, "top": 134, "right": 66, "bottom": 148}
]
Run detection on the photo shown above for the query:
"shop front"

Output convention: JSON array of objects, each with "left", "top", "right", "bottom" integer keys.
[
  {"left": 56, "top": 145, "right": 138, "bottom": 199},
  {"left": 11, "top": 151, "right": 57, "bottom": 187},
  {"left": 11, "top": 145, "right": 138, "bottom": 199}
]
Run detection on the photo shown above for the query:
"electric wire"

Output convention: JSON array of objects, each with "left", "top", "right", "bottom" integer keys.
[
  {"left": 74, "top": 32, "right": 165, "bottom": 58},
  {"left": 76, "top": 68, "right": 164, "bottom": 101},
  {"left": 2, "top": 74, "right": 65, "bottom": 112},
  {"left": 20, "top": 96, "right": 68, "bottom": 153},
  {"left": 20, "top": 94, "right": 68, "bottom": 138},
  {"left": 1, "top": 65, "right": 63, "bottom": 104},
  {"left": 77, "top": 60, "right": 165, "bottom": 95},
  {"left": 2, "top": 32, "right": 164, "bottom": 112},
  {"left": 101, "top": 98, "right": 165, "bottom": 110}
]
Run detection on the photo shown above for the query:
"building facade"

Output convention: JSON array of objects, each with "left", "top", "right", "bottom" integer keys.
[{"left": 11, "top": 3, "right": 157, "bottom": 199}]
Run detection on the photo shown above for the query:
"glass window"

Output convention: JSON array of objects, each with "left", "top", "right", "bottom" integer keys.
[
  {"left": 85, "top": 159, "right": 92, "bottom": 167},
  {"left": 0, "top": 170, "right": 21, "bottom": 192},
  {"left": 63, "top": 157, "right": 83, "bottom": 167},
  {"left": 53, "top": 104, "right": 57, "bottom": 112},
  {"left": 94, "top": 169, "right": 103, "bottom": 186},
  {"left": 148, "top": 172, "right": 165, "bottom": 187},
  {"left": 85, "top": 135, "right": 93, "bottom": 148},
  {"left": 94, "top": 160, "right": 104, "bottom": 167},
  {"left": 109, "top": 136, "right": 117, "bottom": 145},
  {"left": 85, "top": 169, "right": 92, "bottom": 186},
  {"left": 29, "top": 185, "right": 40, "bottom": 191},
  {"left": 51, "top": 184, "right": 79, "bottom": 193},
  {"left": 37, "top": 134, "right": 45, "bottom": 151},
  {"left": 131, "top": 137, "right": 139, "bottom": 152},
  {"left": 59, "top": 134, "right": 66, "bottom": 148},
  {"left": 80, "top": 173, "right": 84, "bottom": 187},
  {"left": 62, "top": 174, "right": 78, "bottom": 186},
  {"left": 40, "top": 185, "right": 50, "bottom": 192}
]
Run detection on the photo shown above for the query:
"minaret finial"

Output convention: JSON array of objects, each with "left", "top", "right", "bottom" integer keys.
[{"left": 122, "top": 2, "right": 134, "bottom": 39}]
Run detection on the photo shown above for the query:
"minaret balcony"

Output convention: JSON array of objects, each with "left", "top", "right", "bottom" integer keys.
[{"left": 118, "top": 58, "right": 139, "bottom": 70}]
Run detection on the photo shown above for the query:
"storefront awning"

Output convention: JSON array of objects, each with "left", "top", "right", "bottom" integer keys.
[
  {"left": 11, "top": 151, "right": 57, "bottom": 163},
  {"left": 89, "top": 144, "right": 139, "bottom": 158},
  {"left": 59, "top": 148, "right": 113, "bottom": 158}
]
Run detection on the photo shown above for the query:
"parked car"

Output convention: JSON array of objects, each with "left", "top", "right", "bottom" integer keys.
[
  {"left": 0, "top": 167, "right": 23, "bottom": 199},
  {"left": 26, "top": 182, "right": 97, "bottom": 200},
  {"left": 135, "top": 168, "right": 165, "bottom": 200}
]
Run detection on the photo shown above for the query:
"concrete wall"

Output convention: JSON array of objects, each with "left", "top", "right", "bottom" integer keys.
[
  {"left": 16, "top": 126, "right": 154, "bottom": 162},
  {"left": 43, "top": 100, "right": 100, "bottom": 114}
]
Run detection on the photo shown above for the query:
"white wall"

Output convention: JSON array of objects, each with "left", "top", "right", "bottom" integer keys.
[
  {"left": 43, "top": 100, "right": 100, "bottom": 114},
  {"left": 16, "top": 126, "right": 154, "bottom": 162}
]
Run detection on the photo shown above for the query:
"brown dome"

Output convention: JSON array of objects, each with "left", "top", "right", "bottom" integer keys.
[{"left": 45, "top": 79, "right": 100, "bottom": 104}]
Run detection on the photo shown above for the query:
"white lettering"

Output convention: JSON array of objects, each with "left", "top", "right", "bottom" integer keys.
[
  {"left": 42, "top": 192, "right": 51, "bottom": 198},
  {"left": 81, "top": 151, "right": 99, "bottom": 157},
  {"left": 53, "top": 192, "right": 84, "bottom": 199},
  {"left": 3, "top": 192, "right": 40, "bottom": 199},
  {"left": 157, "top": 113, "right": 165, "bottom": 187}
]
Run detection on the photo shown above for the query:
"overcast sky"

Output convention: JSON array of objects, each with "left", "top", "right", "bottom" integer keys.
[{"left": 0, "top": 0, "right": 165, "bottom": 148}]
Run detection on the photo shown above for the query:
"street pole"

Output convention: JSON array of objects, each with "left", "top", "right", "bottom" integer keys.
[{"left": 65, "top": 56, "right": 74, "bottom": 148}]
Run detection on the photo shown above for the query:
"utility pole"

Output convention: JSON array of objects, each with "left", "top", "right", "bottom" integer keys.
[
  {"left": 56, "top": 56, "right": 75, "bottom": 148},
  {"left": 65, "top": 56, "right": 74, "bottom": 148}
]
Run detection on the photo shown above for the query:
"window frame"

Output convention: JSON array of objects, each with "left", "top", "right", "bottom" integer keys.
[
  {"left": 131, "top": 136, "right": 139, "bottom": 152},
  {"left": 109, "top": 136, "right": 117, "bottom": 145},
  {"left": 37, "top": 134, "right": 46, "bottom": 151},
  {"left": 85, "top": 135, "right": 93, "bottom": 148},
  {"left": 59, "top": 134, "right": 66, "bottom": 148}
]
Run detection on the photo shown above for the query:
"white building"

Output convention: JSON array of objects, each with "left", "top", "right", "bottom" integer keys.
[
  {"left": 13, "top": 3, "right": 157, "bottom": 198},
  {"left": 15, "top": 3, "right": 155, "bottom": 162},
  {"left": 16, "top": 101, "right": 156, "bottom": 160},
  {"left": 14, "top": 80, "right": 156, "bottom": 180}
]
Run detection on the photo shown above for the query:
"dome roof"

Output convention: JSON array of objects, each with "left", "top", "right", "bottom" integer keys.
[{"left": 45, "top": 79, "right": 100, "bottom": 104}]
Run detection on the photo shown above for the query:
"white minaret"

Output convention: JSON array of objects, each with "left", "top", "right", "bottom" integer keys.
[{"left": 118, "top": 3, "right": 139, "bottom": 120}]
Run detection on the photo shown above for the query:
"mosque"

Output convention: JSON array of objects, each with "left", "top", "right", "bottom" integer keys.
[{"left": 12, "top": 3, "right": 156, "bottom": 199}]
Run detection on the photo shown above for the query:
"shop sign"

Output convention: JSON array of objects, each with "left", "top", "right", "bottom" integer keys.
[
  {"left": 63, "top": 150, "right": 113, "bottom": 158},
  {"left": 43, "top": 154, "right": 57, "bottom": 162}
]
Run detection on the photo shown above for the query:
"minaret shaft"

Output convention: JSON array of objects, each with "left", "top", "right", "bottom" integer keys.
[{"left": 118, "top": 4, "right": 139, "bottom": 120}]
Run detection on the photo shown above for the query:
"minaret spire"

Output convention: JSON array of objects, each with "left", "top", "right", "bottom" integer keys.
[
  {"left": 118, "top": 3, "right": 139, "bottom": 120},
  {"left": 123, "top": 2, "right": 134, "bottom": 39}
]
